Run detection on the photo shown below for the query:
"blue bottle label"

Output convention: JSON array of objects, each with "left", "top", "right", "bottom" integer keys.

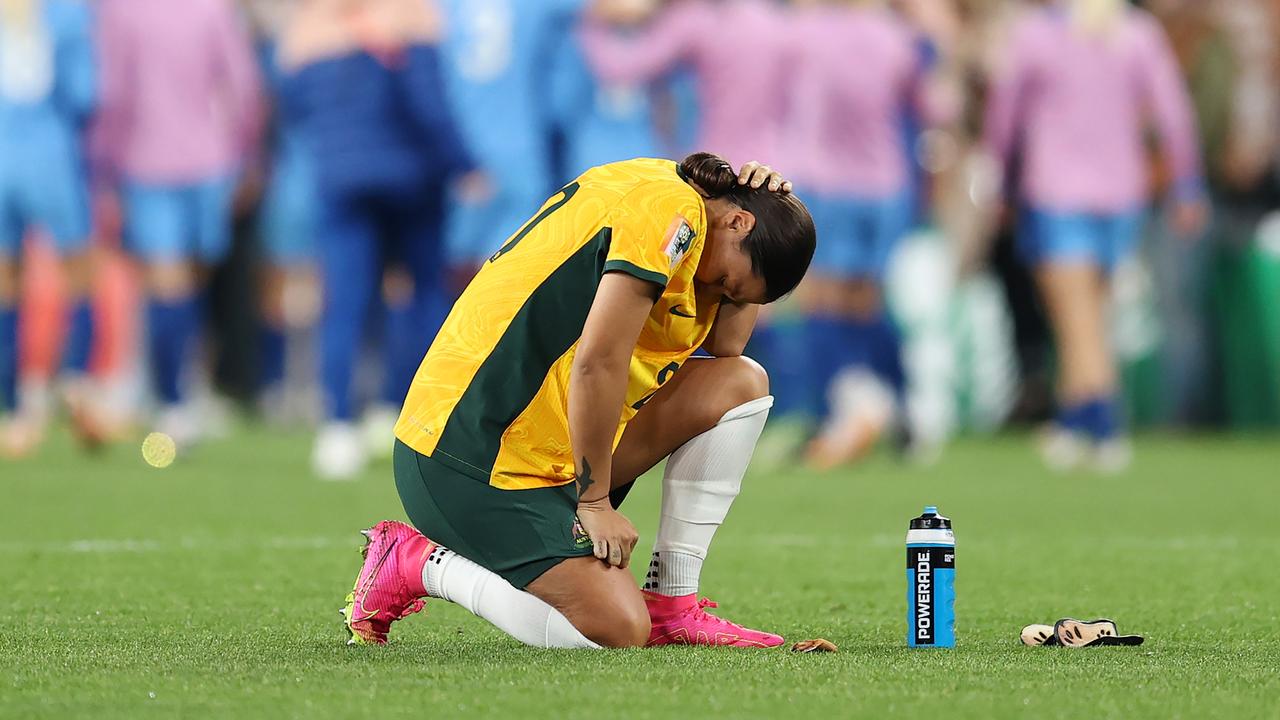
[{"left": 907, "top": 545, "right": 955, "bottom": 647}]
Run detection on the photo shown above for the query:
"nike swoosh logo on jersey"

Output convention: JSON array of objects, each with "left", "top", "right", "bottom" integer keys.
[{"left": 669, "top": 304, "right": 695, "bottom": 318}]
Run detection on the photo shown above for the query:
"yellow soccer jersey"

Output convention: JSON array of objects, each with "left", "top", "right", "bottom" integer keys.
[{"left": 395, "top": 158, "right": 720, "bottom": 490}]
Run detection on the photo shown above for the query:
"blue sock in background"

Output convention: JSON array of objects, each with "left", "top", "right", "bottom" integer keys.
[
  {"left": 382, "top": 278, "right": 449, "bottom": 408},
  {"left": 746, "top": 321, "right": 799, "bottom": 418},
  {"left": 148, "top": 296, "right": 196, "bottom": 406},
  {"left": 0, "top": 305, "right": 17, "bottom": 412},
  {"left": 806, "top": 315, "right": 843, "bottom": 419},
  {"left": 317, "top": 259, "right": 372, "bottom": 423},
  {"left": 838, "top": 317, "right": 873, "bottom": 373},
  {"left": 806, "top": 315, "right": 873, "bottom": 420},
  {"left": 1081, "top": 395, "right": 1120, "bottom": 442},
  {"left": 259, "top": 325, "right": 286, "bottom": 391},
  {"left": 319, "top": 308, "right": 358, "bottom": 423},
  {"left": 1056, "top": 400, "right": 1089, "bottom": 434},
  {"left": 381, "top": 298, "right": 416, "bottom": 408},
  {"left": 62, "top": 299, "right": 94, "bottom": 376},
  {"left": 864, "top": 312, "right": 906, "bottom": 401}
]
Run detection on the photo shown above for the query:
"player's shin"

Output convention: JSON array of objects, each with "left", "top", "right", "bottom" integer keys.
[{"left": 644, "top": 395, "right": 773, "bottom": 599}]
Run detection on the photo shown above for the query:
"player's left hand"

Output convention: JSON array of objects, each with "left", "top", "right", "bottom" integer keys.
[
  {"left": 737, "top": 161, "right": 792, "bottom": 194},
  {"left": 577, "top": 498, "right": 639, "bottom": 569}
]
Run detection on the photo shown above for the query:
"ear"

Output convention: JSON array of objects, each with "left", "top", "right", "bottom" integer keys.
[{"left": 728, "top": 209, "right": 756, "bottom": 236}]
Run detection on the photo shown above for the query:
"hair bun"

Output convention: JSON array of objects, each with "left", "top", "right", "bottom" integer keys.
[{"left": 679, "top": 152, "right": 738, "bottom": 197}]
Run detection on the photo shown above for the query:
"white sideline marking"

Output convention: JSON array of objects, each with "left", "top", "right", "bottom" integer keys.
[{"left": 0, "top": 536, "right": 349, "bottom": 555}]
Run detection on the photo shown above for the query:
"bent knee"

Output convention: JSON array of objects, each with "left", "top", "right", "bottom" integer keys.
[
  {"left": 725, "top": 355, "right": 770, "bottom": 405},
  {"left": 580, "top": 603, "right": 651, "bottom": 649}
]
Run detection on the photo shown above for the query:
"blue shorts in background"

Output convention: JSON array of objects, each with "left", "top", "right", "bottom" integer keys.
[
  {"left": 1017, "top": 206, "right": 1144, "bottom": 272},
  {"left": 803, "top": 189, "right": 912, "bottom": 281},
  {"left": 260, "top": 142, "right": 317, "bottom": 265},
  {"left": 0, "top": 144, "right": 91, "bottom": 257},
  {"left": 122, "top": 176, "right": 236, "bottom": 263}
]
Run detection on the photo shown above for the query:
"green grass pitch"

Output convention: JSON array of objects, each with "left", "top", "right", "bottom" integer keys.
[{"left": 3, "top": 429, "right": 1278, "bottom": 719}]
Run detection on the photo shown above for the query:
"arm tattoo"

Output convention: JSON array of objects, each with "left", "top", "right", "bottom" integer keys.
[{"left": 577, "top": 457, "right": 595, "bottom": 497}]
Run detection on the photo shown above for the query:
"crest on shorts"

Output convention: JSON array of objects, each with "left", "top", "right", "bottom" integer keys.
[
  {"left": 661, "top": 216, "right": 695, "bottom": 270},
  {"left": 571, "top": 516, "right": 592, "bottom": 548}
]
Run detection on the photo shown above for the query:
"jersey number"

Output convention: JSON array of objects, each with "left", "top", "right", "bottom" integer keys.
[
  {"left": 631, "top": 361, "right": 681, "bottom": 410},
  {"left": 488, "top": 181, "right": 580, "bottom": 263}
]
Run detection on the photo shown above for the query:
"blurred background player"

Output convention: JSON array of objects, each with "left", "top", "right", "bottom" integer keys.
[
  {"left": 436, "top": 0, "right": 576, "bottom": 292},
  {"left": 783, "top": 0, "right": 955, "bottom": 469},
  {"left": 244, "top": 0, "right": 321, "bottom": 426},
  {"left": 549, "top": 15, "right": 663, "bottom": 179},
  {"left": 981, "top": 0, "right": 1206, "bottom": 472},
  {"left": 0, "top": 0, "right": 99, "bottom": 457},
  {"left": 93, "top": 0, "right": 263, "bottom": 446},
  {"left": 1, "top": 0, "right": 1276, "bottom": 478},
  {"left": 1144, "top": 0, "right": 1278, "bottom": 428},
  {"left": 278, "top": 0, "right": 476, "bottom": 480},
  {"left": 579, "top": 0, "right": 790, "bottom": 171}
]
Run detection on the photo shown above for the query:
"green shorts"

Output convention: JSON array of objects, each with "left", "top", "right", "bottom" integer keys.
[{"left": 393, "top": 440, "right": 595, "bottom": 589}]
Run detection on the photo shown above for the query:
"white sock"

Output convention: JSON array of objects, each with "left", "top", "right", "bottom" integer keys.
[
  {"left": 422, "top": 546, "right": 600, "bottom": 649},
  {"left": 643, "top": 395, "right": 773, "bottom": 597}
]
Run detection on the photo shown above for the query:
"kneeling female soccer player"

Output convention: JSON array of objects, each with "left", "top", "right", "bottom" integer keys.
[{"left": 340, "top": 152, "right": 815, "bottom": 648}]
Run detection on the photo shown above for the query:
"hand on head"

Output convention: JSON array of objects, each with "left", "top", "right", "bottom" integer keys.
[{"left": 736, "top": 161, "right": 793, "bottom": 194}]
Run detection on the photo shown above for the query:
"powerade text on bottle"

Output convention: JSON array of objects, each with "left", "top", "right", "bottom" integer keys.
[{"left": 907, "top": 505, "right": 955, "bottom": 648}]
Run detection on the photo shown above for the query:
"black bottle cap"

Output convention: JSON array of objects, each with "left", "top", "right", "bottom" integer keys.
[{"left": 910, "top": 505, "right": 952, "bottom": 530}]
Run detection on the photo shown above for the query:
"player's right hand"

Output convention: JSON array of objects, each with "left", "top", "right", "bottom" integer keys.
[
  {"left": 736, "top": 161, "right": 792, "bottom": 194},
  {"left": 577, "top": 499, "right": 639, "bottom": 569}
]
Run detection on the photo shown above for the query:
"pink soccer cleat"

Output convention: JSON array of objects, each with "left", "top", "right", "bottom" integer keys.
[
  {"left": 644, "top": 591, "right": 784, "bottom": 648},
  {"left": 339, "top": 520, "right": 435, "bottom": 645}
]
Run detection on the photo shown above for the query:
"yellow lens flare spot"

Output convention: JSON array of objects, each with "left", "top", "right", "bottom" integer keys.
[{"left": 141, "top": 432, "right": 177, "bottom": 469}]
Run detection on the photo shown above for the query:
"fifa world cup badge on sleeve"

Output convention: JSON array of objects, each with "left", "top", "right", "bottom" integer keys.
[
  {"left": 906, "top": 506, "right": 956, "bottom": 648},
  {"left": 662, "top": 216, "right": 694, "bottom": 269}
]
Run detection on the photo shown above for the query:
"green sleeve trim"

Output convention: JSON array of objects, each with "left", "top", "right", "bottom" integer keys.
[{"left": 603, "top": 259, "right": 668, "bottom": 288}]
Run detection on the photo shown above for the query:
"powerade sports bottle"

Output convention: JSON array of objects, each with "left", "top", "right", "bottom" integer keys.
[{"left": 907, "top": 506, "right": 955, "bottom": 648}]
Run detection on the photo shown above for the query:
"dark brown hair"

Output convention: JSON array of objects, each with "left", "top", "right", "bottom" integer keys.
[{"left": 680, "top": 152, "right": 815, "bottom": 303}]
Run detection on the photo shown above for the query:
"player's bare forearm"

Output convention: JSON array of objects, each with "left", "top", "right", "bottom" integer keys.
[
  {"left": 568, "top": 361, "right": 641, "bottom": 567},
  {"left": 567, "top": 356, "right": 630, "bottom": 503},
  {"left": 702, "top": 302, "right": 758, "bottom": 357},
  {"left": 569, "top": 272, "right": 658, "bottom": 502},
  {"left": 569, "top": 273, "right": 654, "bottom": 567}
]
